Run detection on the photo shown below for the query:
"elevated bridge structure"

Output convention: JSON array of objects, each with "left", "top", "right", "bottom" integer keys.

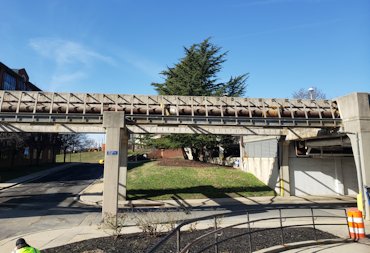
[
  {"left": 0, "top": 90, "right": 340, "bottom": 135},
  {"left": 0, "top": 91, "right": 368, "bottom": 222}
]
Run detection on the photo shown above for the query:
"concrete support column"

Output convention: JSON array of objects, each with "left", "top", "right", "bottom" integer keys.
[
  {"left": 348, "top": 133, "right": 370, "bottom": 218},
  {"left": 337, "top": 92, "right": 370, "bottom": 220},
  {"left": 334, "top": 158, "right": 344, "bottom": 195},
  {"left": 102, "top": 112, "right": 126, "bottom": 220},
  {"left": 118, "top": 129, "right": 128, "bottom": 200},
  {"left": 239, "top": 136, "right": 244, "bottom": 170},
  {"left": 280, "top": 141, "right": 291, "bottom": 196}
]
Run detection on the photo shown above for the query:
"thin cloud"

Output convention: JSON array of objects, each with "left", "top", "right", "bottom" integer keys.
[
  {"left": 51, "top": 71, "right": 86, "bottom": 85},
  {"left": 29, "top": 37, "right": 115, "bottom": 90},
  {"left": 124, "top": 54, "right": 163, "bottom": 80},
  {"left": 112, "top": 48, "right": 164, "bottom": 80},
  {"left": 29, "top": 38, "right": 114, "bottom": 66}
]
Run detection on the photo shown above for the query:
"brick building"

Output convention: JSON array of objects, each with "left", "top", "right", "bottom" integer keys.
[
  {"left": 0, "top": 61, "right": 58, "bottom": 168},
  {"left": 0, "top": 62, "right": 41, "bottom": 91}
]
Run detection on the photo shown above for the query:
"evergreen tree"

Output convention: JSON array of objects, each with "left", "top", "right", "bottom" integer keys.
[
  {"left": 152, "top": 38, "right": 247, "bottom": 97},
  {"left": 151, "top": 38, "right": 248, "bottom": 161}
]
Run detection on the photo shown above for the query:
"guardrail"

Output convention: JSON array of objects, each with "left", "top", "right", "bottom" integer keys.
[{"left": 148, "top": 208, "right": 349, "bottom": 253}]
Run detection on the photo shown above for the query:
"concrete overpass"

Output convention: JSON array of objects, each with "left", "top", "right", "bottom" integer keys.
[{"left": 0, "top": 90, "right": 369, "bottom": 221}]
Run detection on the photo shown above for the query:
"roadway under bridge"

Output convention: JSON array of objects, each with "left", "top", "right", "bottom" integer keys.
[{"left": 0, "top": 91, "right": 369, "bottom": 221}]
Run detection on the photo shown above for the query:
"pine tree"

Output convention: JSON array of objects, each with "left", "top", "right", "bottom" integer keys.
[
  {"left": 152, "top": 38, "right": 247, "bottom": 97},
  {"left": 151, "top": 39, "right": 248, "bottom": 161}
]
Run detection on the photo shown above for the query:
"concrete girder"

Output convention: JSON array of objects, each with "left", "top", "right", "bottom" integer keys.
[
  {"left": 0, "top": 123, "right": 105, "bottom": 133},
  {"left": 0, "top": 122, "right": 327, "bottom": 137}
]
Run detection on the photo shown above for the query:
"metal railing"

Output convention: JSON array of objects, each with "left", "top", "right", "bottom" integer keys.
[{"left": 148, "top": 208, "right": 349, "bottom": 253}]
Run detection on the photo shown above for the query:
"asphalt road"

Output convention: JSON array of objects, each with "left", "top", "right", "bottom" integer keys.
[{"left": 0, "top": 163, "right": 103, "bottom": 241}]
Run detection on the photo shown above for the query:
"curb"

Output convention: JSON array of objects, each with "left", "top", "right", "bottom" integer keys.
[
  {"left": 76, "top": 178, "right": 104, "bottom": 207},
  {"left": 77, "top": 194, "right": 357, "bottom": 209}
]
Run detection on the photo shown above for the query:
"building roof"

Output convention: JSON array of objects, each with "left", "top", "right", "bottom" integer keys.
[{"left": 1, "top": 61, "right": 41, "bottom": 91}]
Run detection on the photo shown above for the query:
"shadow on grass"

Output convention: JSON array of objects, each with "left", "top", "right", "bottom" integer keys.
[
  {"left": 128, "top": 185, "right": 274, "bottom": 200},
  {"left": 128, "top": 160, "right": 151, "bottom": 171}
]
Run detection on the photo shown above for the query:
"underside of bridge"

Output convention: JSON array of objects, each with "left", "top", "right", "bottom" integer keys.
[{"left": 0, "top": 91, "right": 369, "bottom": 222}]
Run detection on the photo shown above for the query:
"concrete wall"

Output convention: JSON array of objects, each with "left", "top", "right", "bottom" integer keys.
[
  {"left": 244, "top": 157, "right": 280, "bottom": 191},
  {"left": 242, "top": 136, "right": 358, "bottom": 196},
  {"left": 242, "top": 136, "right": 280, "bottom": 192},
  {"left": 290, "top": 156, "right": 358, "bottom": 196}
]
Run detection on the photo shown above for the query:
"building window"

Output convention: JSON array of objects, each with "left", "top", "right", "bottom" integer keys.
[
  {"left": 18, "top": 80, "right": 25, "bottom": 90},
  {"left": 3, "top": 73, "right": 16, "bottom": 90},
  {"left": 24, "top": 147, "right": 30, "bottom": 159}
]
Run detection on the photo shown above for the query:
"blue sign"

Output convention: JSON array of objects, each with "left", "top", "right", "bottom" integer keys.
[{"left": 107, "top": 150, "right": 118, "bottom": 155}]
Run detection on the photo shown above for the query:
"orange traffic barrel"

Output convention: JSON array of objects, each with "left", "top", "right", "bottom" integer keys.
[{"left": 347, "top": 208, "right": 366, "bottom": 239}]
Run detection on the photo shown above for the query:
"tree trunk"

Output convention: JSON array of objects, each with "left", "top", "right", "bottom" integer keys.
[
  {"left": 192, "top": 148, "right": 200, "bottom": 161},
  {"left": 36, "top": 148, "right": 42, "bottom": 165},
  {"left": 181, "top": 147, "right": 189, "bottom": 160},
  {"left": 63, "top": 147, "right": 67, "bottom": 163},
  {"left": 200, "top": 146, "right": 206, "bottom": 162},
  {"left": 10, "top": 148, "right": 16, "bottom": 167}
]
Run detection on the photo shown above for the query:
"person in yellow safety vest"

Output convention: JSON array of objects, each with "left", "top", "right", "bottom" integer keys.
[{"left": 11, "top": 238, "right": 41, "bottom": 253}]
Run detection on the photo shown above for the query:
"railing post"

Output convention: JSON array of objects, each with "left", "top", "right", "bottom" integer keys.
[
  {"left": 214, "top": 216, "right": 219, "bottom": 253},
  {"left": 279, "top": 209, "right": 285, "bottom": 245},
  {"left": 310, "top": 208, "right": 317, "bottom": 241},
  {"left": 344, "top": 209, "right": 351, "bottom": 239},
  {"left": 247, "top": 212, "right": 252, "bottom": 253},
  {"left": 177, "top": 229, "right": 181, "bottom": 253}
]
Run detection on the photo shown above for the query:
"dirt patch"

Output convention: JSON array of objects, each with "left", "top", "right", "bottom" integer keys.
[
  {"left": 157, "top": 158, "right": 230, "bottom": 168},
  {"left": 43, "top": 227, "right": 338, "bottom": 253}
]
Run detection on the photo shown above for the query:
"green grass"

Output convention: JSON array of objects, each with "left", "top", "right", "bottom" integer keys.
[
  {"left": 127, "top": 161, "right": 275, "bottom": 200},
  {"left": 2, "top": 151, "right": 275, "bottom": 200},
  {"left": 55, "top": 150, "right": 140, "bottom": 163},
  {"left": 56, "top": 151, "right": 105, "bottom": 163}
]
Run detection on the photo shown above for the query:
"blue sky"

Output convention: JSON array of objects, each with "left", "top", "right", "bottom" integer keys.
[{"left": 0, "top": 0, "right": 369, "bottom": 99}]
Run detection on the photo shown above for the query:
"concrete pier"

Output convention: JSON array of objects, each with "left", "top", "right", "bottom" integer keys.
[{"left": 102, "top": 112, "right": 128, "bottom": 221}]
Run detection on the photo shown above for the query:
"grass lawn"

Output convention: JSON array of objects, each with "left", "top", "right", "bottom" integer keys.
[
  {"left": 56, "top": 151, "right": 105, "bottom": 163},
  {"left": 55, "top": 150, "right": 140, "bottom": 163},
  {"left": 2, "top": 151, "right": 275, "bottom": 200},
  {"left": 127, "top": 161, "right": 275, "bottom": 200}
]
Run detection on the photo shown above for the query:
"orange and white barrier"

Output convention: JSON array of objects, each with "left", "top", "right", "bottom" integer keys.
[{"left": 347, "top": 208, "right": 366, "bottom": 239}]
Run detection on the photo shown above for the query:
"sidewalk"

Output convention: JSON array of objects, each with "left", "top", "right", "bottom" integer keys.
[{"left": 1, "top": 171, "right": 369, "bottom": 252}]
